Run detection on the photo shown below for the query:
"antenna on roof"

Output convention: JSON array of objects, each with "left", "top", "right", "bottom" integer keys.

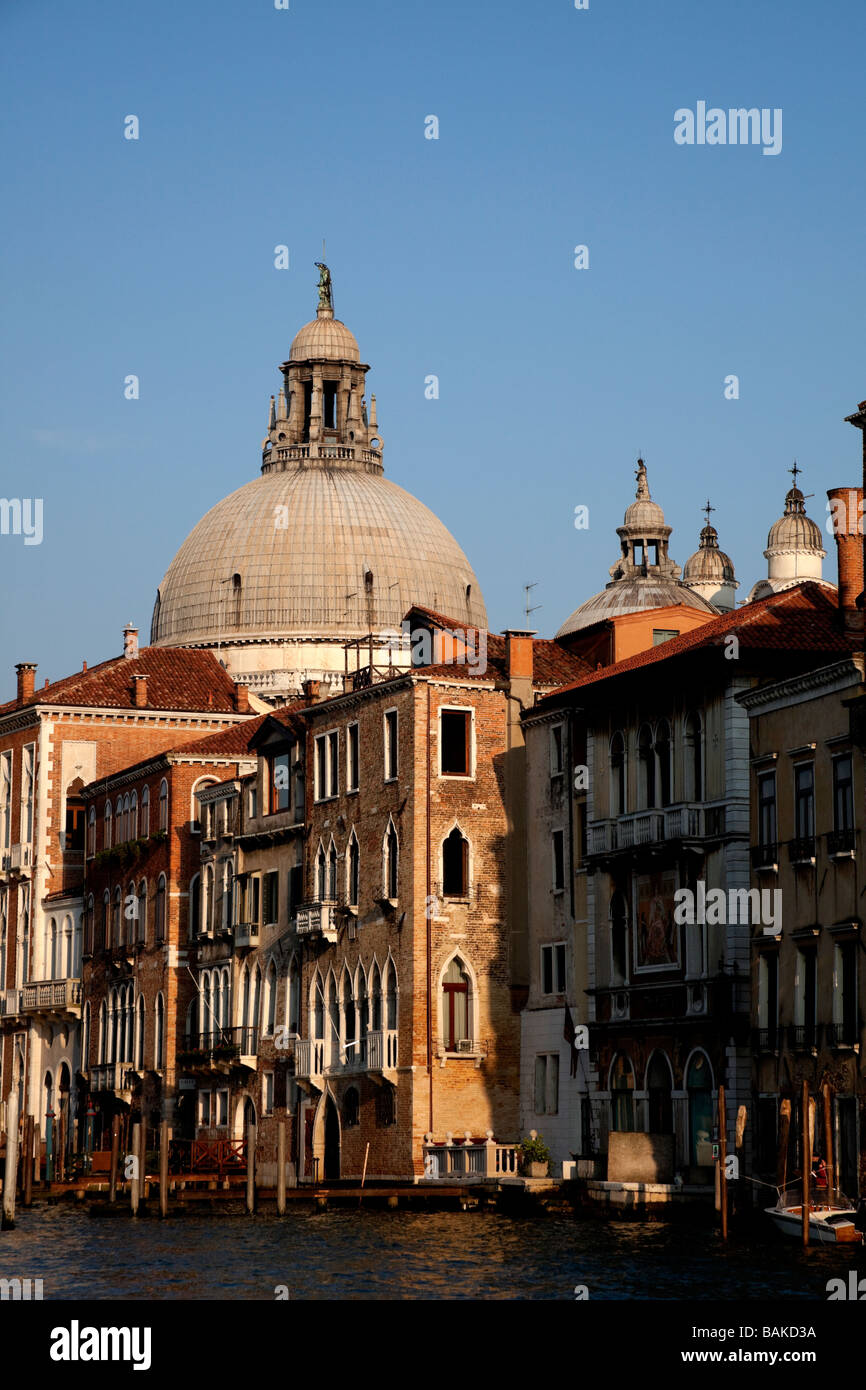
[{"left": 524, "top": 582, "right": 542, "bottom": 623}]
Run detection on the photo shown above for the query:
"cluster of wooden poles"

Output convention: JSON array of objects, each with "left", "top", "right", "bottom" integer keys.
[{"left": 716, "top": 1078, "right": 835, "bottom": 1247}]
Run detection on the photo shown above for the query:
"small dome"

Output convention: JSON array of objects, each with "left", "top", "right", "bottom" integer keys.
[
  {"left": 289, "top": 312, "right": 360, "bottom": 363},
  {"left": 556, "top": 577, "right": 716, "bottom": 639},
  {"left": 683, "top": 524, "right": 736, "bottom": 583},
  {"left": 767, "top": 487, "right": 824, "bottom": 552},
  {"left": 623, "top": 496, "right": 666, "bottom": 530}
]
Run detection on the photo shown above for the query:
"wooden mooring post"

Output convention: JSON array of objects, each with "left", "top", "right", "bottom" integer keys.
[
  {"left": 159, "top": 1121, "right": 169, "bottom": 1218},
  {"left": 276, "top": 1122, "right": 286, "bottom": 1216},
  {"left": 822, "top": 1082, "right": 834, "bottom": 1194},
  {"left": 246, "top": 1124, "right": 256, "bottom": 1215},
  {"left": 1, "top": 1090, "right": 19, "bottom": 1229},
  {"left": 130, "top": 1121, "right": 141, "bottom": 1216},
  {"left": 22, "top": 1116, "right": 33, "bottom": 1208},
  {"left": 718, "top": 1084, "right": 728, "bottom": 1241},
  {"left": 801, "top": 1080, "right": 811, "bottom": 1249},
  {"left": 109, "top": 1115, "right": 120, "bottom": 1203}
]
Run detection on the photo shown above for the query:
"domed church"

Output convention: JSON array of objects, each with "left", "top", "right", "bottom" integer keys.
[
  {"left": 150, "top": 267, "right": 487, "bottom": 700},
  {"left": 747, "top": 464, "right": 834, "bottom": 602}
]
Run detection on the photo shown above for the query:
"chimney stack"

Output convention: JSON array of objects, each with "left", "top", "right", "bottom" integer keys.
[
  {"left": 123, "top": 622, "right": 139, "bottom": 660},
  {"left": 234, "top": 682, "right": 250, "bottom": 713},
  {"left": 827, "top": 486, "right": 864, "bottom": 639},
  {"left": 131, "top": 673, "right": 148, "bottom": 708},
  {"left": 15, "top": 662, "right": 37, "bottom": 706},
  {"left": 504, "top": 630, "right": 535, "bottom": 681},
  {"left": 301, "top": 679, "right": 322, "bottom": 704}
]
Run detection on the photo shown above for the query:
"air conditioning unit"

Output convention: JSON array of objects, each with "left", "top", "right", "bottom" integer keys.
[{"left": 456, "top": 1038, "right": 473, "bottom": 1053}]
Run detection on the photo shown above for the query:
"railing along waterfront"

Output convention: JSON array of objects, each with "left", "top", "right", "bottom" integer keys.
[{"left": 422, "top": 1134, "right": 519, "bottom": 1181}]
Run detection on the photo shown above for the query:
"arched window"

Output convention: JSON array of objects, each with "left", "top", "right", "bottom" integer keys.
[
  {"left": 342, "top": 970, "right": 355, "bottom": 1061},
  {"left": 442, "top": 826, "right": 469, "bottom": 898},
  {"left": 111, "top": 887, "right": 122, "bottom": 949},
  {"left": 327, "top": 973, "right": 339, "bottom": 1065},
  {"left": 104, "top": 801, "right": 112, "bottom": 849},
  {"left": 98, "top": 1000, "right": 107, "bottom": 1064},
  {"left": 48, "top": 917, "right": 57, "bottom": 977},
  {"left": 140, "top": 786, "right": 150, "bottom": 836},
  {"left": 135, "top": 995, "right": 145, "bottom": 1068},
  {"left": 122, "top": 794, "right": 130, "bottom": 843},
  {"left": 343, "top": 1086, "right": 360, "bottom": 1128},
  {"left": 655, "top": 719, "right": 672, "bottom": 808},
  {"left": 638, "top": 725, "right": 655, "bottom": 809},
  {"left": 371, "top": 963, "right": 382, "bottom": 1031},
  {"left": 250, "top": 966, "right": 261, "bottom": 1038},
  {"left": 155, "top": 874, "right": 166, "bottom": 942},
  {"left": 385, "top": 959, "right": 398, "bottom": 1031},
  {"left": 220, "top": 967, "right": 231, "bottom": 1028},
  {"left": 98, "top": 890, "right": 109, "bottom": 952},
  {"left": 609, "top": 731, "right": 626, "bottom": 816},
  {"left": 84, "top": 894, "right": 94, "bottom": 956},
  {"left": 82, "top": 1002, "right": 91, "bottom": 1069},
  {"left": 647, "top": 1051, "right": 674, "bottom": 1133},
  {"left": 327, "top": 837, "right": 338, "bottom": 902},
  {"left": 610, "top": 891, "right": 629, "bottom": 985},
  {"left": 115, "top": 797, "right": 123, "bottom": 844},
  {"left": 356, "top": 966, "right": 368, "bottom": 1061},
  {"left": 126, "top": 881, "right": 136, "bottom": 945},
  {"left": 686, "top": 1050, "right": 714, "bottom": 1166},
  {"left": 384, "top": 820, "right": 398, "bottom": 900},
  {"left": 137, "top": 879, "right": 147, "bottom": 943},
  {"left": 286, "top": 957, "right": 300, "bottom": 1035},
  {"left": 610, "top": 1054, "right": 635, "bottom": 1133},
  {"left": 313, "top": 972, "right": 324, "bottom": 1041},
  {"left": 315, "top": 841, "right": 327, "bottom": 902},
  {"left": 189, "top": 873, "right": 200, "bottom": 943},
  {"left": 222, "top": 860, "right": 233, "bottom": 931},
  {"left": 263, "top": 961, "right": 277, "bottom": 1037},
  {"left": 203, "top": 864, "right": 214, "bottom": 935},
  {"left": 154, "top": 994, "right": 165, "bottom": 1068},
  {"left": 346, "top": 831, "right": 360, "bottom": 907},
  {"left": 124, "top": 983, "right": 135, "bottom": 1062},
  {"left": 130, "top": 790, "right": 138, "bottom": 840},
  {"left": 684, "top": 712, "right": 703, "bottom": 802},
  {"left": 158, "top": 779, "right": 169, "bottom": 833},
  {"left": 87, "top": 806, "right": 96, "bottom": 857},
  {"left": 441, "top": 957, "right": 468, "bottom": 1051}
]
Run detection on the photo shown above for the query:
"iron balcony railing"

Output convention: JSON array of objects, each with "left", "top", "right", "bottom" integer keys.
[
  {"left": 788, "top": 836, "right": 816, "bottom": 865},
  {"left": 751, "top": 842, "right": 778, "bottom": 870},
  {"left": 827, "top": 828, "right": 855, "bottom": 856},
  {"left": 177, "top": 1026, "right": 258, "bottom": 1066}
]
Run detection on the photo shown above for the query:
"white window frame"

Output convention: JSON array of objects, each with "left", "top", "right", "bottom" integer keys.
[
  {"left": 383, "top": 708, "right": 399, "bottom": 782},
  {"left": 347, "top": 721, "right": 360, "bottom": 794},
  {"left": 534, "top": 1052, "right": 560, "bottom": 1115},
  {"left": 549, "top": 723, "right": 565, "bottom": 778},
  {"left": 314, "top": 729, "right": 339, "bottom": 802},
  {"left": 540, "top": 941, "right": 567, "bottom": 996}
]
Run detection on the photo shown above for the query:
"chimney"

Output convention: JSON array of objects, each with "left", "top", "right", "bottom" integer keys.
[
  {"left": 15, "top": 662, "right": 36, "bottom": 706},
  {"left": 504, "top": 630, "right": 535, "bottom": 681},
  {"left": 234, "top": 682, "right": 250, "bottom": 713},
  {"left": 301, "top": 679, "right": 322, "bottom": 704},
  {"left": 123, "top": 622, "right": 139, "bottom": 660},
  {"left": 827, "top": 486, "right": 864, "bottom": 638},
  {"left": 131, "top": 673, "right": 148, "bottom": 708}
]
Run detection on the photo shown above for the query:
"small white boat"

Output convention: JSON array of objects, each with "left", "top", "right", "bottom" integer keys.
[{"left": 765, "top": 1185, "right": 863, "bottom": 1245}]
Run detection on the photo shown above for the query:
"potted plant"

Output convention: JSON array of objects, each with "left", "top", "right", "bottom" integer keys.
[{"left": 518, "top": 1132, "right": 551, "bottom": 1178}]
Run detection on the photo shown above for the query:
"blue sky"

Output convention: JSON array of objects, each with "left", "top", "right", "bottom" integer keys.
[{"left": 2, "top": 0, "right": 864, "bottom": 699}]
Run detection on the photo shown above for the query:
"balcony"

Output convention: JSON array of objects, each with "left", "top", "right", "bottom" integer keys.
[
  {"left": 753, "top": 1026, "right": 780, "bottom": 1053},
  {"left": 22, "top": 978, "right": 81, "bottom": 1019},
  {"left": 586, "top": 805, "right": 725, "bottom": 858},
  {"left": 233, "top": 922, "right": 260, "bottom": 950},
  {"left": 8, "top": 843, "right": 33, "bottom": 874},
  {"left": 788, "top": 836, "right": 816, "bottom": 866},
  {"left": 751, "top": 842, "right": 778, "bottom": 872},
  {"left": 0, "top": 988, "right": 23, "bottom": 1019},
  {"left": 788, "top": 1023, "right": 818, "bottom": 1053},
  {"left": 295, "top": 1037, "right": 325, "bottom": 1086},
  {"left": 295, "top": 903, "right": 339, "bottom": 943},
  {"left": 324, "top": 1029, "right": 399, "bottom": 1078},
  {"left": 89, "top": 1063, "right": 137, "bottom": 1095},
  {"left": 827, "top": 828, "right": 856, "bottom": 859},
  {"left": 177, "top": 1026, "right": 258, "bottom": 1070},
  {"left": 421, "top": 1136, "right": 519, "bottom": 1182},
  {"left": 826, "top": 1021, "right": 860, "bottom": 1051}
]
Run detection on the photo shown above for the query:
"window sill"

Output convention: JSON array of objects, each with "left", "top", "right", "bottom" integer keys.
[{"left": 438, "top": 773, "right": 473, "bottom": 781}]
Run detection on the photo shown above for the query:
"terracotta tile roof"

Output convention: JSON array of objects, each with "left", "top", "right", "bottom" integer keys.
[
  {"left": 168, "top": 713, "right": 270, "bottom": 758},
  {"left": 0, "top": 647, "right": 240, "bottom": 715},
  {"left": 537, "top": 584, "right": 850, "bottom": 707},
  {"left": 416, "top": 636, "right": 589, "bottom": 684}
]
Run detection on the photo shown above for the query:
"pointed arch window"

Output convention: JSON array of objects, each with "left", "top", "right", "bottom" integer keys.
[
  {"left": 327, "top": 837, "right": 338, "bottom": 902},
  {"left": 155, "top": 874, "right": 166, "bottom": 942},
  {"left": 371, "top": 963, "right": 382, "bottom": 1031},
  {"left": 384, "top": 821, "right": 399, "bottom": 900},
  {"left": 140, "top": 786, "right": 150, "bottom": 836},
  {"left": 137, "top": 879, "right": 147, "bottom": 943},
  {"left": 115, "top": 797, "right": 124, "bottom": 844},
  {"left": 263, "top": 961, "right": 277, "bottom": 1037},
  {"left": 122, "top": 794, "right": 131, "bottom": 843},
  {"left": 342, "top": 970, "right": 356, "bottom": 1061},
  {"left": 158, "top": 779, "right": 169, "bottom": 833},
  {"left": 442, "top": 826, "right": 469, "bottom": 898},
  {"left": 442, "top": 957, "right": 469, "bottom": 1051},
  {"left": 130, "top": 790, "right": 138, "bottom": 840},
  {"left": 287, "top": 957, "right": 300, "bottom": 1035},
  {"left": 315, "top": 841, "right": 327, "bottom": 902},
  {"left": 126, "top": 881, "right": 136, "bottom": 946},
  {"left": 203, "top": 864, "right": 214, "bottom": 935},
  {"left": 84, "top": 893, "right": 94, "bottom": 956},
  {"left": 111, "top": 887, "right": 122, "bottom": 950},
  {"left": 609, "top": 731, "right": 626, "bottom": 816},
  {"left": 313, "top": 972, "right": 324, "bottom": 1041},
  {"left": 154, "top": 993, "right": 165, "bottom": 1068},
  {"left": 135, "top": 996, "right": 145, "bottom": 1068},
  {"left": 87, "top": 806, "right": 96, "bottom": 858},
  {"left": 347, "top": 830, "right": 360, "bottom": 907},
  {"left": 104, "top": 801, "right": 112, "bottom": 849}
]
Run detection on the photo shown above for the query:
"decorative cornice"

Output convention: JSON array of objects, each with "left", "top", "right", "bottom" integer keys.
[{"left": 737, "top": 658, "right": 864, "bottom": 713}]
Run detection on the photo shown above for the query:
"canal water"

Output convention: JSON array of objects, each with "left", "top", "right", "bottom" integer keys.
[{"left": 2, "top": 1204, "right": 863, "bottom": 1300}]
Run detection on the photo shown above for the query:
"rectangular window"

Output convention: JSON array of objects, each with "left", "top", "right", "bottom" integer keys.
[
  {"left": 541, "top": 942, "right": 567, "bottom": 995},
  {"left": 652, "top": 629, "right": 679, "bottom": 646},
  {"left": 263, "top": 870, "right": 279, "bottom": 926},
  {"left": 757, "top": 952, "right": 779, "bottom": 1048},
  {"left": 199, "top": 1091, "right": 212, "bottom": 1127},
  {"left": 549, "top": 724, "right": 564, "bottom": 777},
  {"left": 314, "top": 731, "right": 339, "bottom": 801},
  {"left": 551, "top": 829, "right": 565, "bottom": 892},
  {"left": 263, "top": 1072, "right": 274, "bottom": 1116},
  {"left": 21, "top": 744, "right": 34, "bottom": 844},
  {"left": 439, "top": 708, "right": 471, "bottom": 777},
  {"left": 250, "top": 876, "right": 261, "bottom": 926},
  {"left": 534, "top": 1054, "right": 559, "bottom": 1115},
  {"left": 270, "top": 751, "right": 291, "bottom": 813},
  {"left": 347, "top": 722, "right": 359, "bottom": 793},
  {"left": 758, "top": 772, "right": 777, "bottom": 846},
  {"left": 287, "top": 860, "right": 303, "bottom": 919},
  {"left": 0, "top": 751, "right": 12, "bottom": 850},
  {"left": 216, "top": 1090, "right": 228, "bottom": 1127},
  {"left": 794, "top": 763, "right": 814, "bottom": 841},
  {"left": 384, "top": 709, "right": 398, "bottom": 781},
  {"left": 833, "top": 942, "right": 858, "bottom": 1046},
  {"left": 833, "top": 753, "right": 854, "bottom": 832},
  {"left": 249, "top": 784, "right": 258, "bottom": 820}
]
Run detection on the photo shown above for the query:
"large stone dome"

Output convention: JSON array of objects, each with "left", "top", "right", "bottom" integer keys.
[{"left": 150, "top": 466, "right": 486, "bottom": 646}]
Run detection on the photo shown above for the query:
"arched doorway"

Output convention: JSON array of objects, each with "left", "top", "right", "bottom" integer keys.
[
  {"left": 646, "top": 1051, "right": 673, "bottom": 1133},
  {"left": 686, "top": 1051, "right": 714, "bottom": 1166},
  {"left": 324, "top": 1095, "right": 340, "bottom": 1181}
]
